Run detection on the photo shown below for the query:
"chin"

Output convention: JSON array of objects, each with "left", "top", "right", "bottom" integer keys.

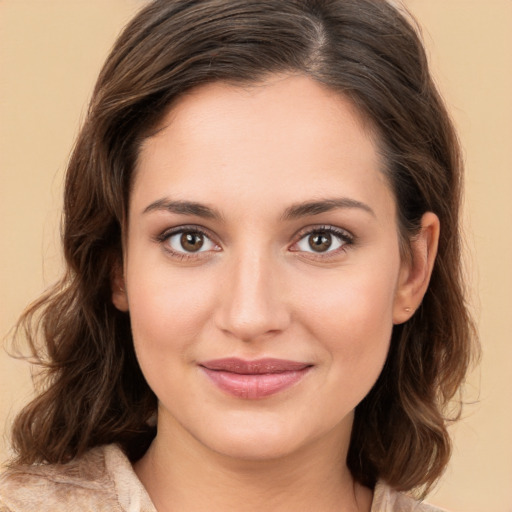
[
  {"left": 183, "top": 408, "right": 345, "bottom": 463},
  {"left": 205, "top": 427, "right": 308, "bottom": 462}
]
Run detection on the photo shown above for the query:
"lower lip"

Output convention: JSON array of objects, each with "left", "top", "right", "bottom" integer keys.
[{"left": 200, "top": 367, "right": 311, "bottom": 399}]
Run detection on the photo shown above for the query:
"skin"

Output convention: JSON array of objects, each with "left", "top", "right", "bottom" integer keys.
[{"left": 112, "top": 74, "right": 439, "bottom": 512}]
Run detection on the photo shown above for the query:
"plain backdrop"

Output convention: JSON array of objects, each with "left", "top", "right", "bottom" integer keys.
[{"left": 1, "top": 1, "right": 511, "bottom": 511}]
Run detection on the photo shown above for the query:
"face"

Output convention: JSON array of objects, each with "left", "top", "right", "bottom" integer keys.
[{"left": 114, "top": 74, "right": 416, "bottom": 462}]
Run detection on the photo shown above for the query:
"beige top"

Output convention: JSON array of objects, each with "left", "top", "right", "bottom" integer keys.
[{"left": 0, "top": 444, "right": 447, "bottom": 512}]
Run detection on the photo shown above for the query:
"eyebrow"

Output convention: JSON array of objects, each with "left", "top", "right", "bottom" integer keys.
[
  {"left": 281, "top": 198, "right": 375, "bottom": 220},
  {"left": 143, "top": 198, "right": 222, "bottom": 220},
  {"left": 142, "top": 196, "right": 375, "bottom": 221}
]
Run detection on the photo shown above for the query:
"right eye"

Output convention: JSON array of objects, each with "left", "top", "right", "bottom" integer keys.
[
  {"left": 164, "top": 229, "right": 218, "bottom": 254},
  {"left": 156, "top": 226, "right": 221, "bottom": 260}
]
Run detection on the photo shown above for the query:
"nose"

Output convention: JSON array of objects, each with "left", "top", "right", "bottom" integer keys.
[{"left": 214, "top": 250, "right": 291, "bottom": 342}]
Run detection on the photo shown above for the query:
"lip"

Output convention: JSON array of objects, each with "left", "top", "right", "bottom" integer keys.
[{"left": 199, "top": 358, "right": 313, "bottom": 399}]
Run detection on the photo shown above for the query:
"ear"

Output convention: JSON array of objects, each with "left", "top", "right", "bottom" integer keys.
[
  {"left": 111, "top": 260, "right": 129, "bottom": 312},
  {"left": 393, "top": 212, "right": 440, "bottom": 324}
]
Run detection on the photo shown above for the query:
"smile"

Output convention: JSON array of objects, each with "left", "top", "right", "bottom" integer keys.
[{"left": 199, "top": 358, "right": 313, "bottom": 399}]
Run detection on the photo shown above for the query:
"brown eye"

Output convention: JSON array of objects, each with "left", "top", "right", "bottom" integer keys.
[
  {"left": 165, "top": 229, "right": 217, "bottom": 254},
  {"left": 180, "top": 232, "right": 204, "bottom": 252},
  {"left": 293, "top": 227, "right": 350, "bottom": 255},
  {"left": 308, "top": 232, "right": 332, "bottom": 252}
]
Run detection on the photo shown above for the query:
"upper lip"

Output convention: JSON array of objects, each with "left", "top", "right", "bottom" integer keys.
[{"left": 199, "top": 358, "right": 312, "bottom": 374}]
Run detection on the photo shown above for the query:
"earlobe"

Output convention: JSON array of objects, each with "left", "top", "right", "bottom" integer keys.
[
  {"left": 393, "top": 212, "right": 440, "bottom": 324},
  {"left": 111, "top": 262, "right": 129, "bottom": 312}
]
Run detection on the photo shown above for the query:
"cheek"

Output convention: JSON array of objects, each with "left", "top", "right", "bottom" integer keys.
[
  {"left": 295, "top": 264, "right": 398, "bottom": 371},
  {"left": 126, "top": 262, "right": 217, "bottom": 357},
  {"left": 300, "top": 263, "right": 397, "bottom": 329},
  {"left": 125, "top": 264, "right": 221, "bottom": 405}
]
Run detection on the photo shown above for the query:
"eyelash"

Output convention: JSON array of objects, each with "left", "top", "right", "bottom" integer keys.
[
  {"left": 155, "top": 225, "right": 219, "bottom": 261},
  {"left": 291, "top": 225, "right": 354, "bottom": 258},
  {"left": 155, "top": 224, "right": 354, "bottom": 261}
]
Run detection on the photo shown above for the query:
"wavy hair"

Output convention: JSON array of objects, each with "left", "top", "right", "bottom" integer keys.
[{"left": 9, "top": 0, "right": 477, "bottom": 496}]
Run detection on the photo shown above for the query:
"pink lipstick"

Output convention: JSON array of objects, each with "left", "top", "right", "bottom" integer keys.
[{"left": 199, "top": 358, "right": 312, "bottom": 399}]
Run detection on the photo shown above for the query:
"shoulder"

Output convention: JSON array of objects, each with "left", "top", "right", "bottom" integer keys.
[
  {"left": 0, "top": 445, "right": 118, "bottom": 512},
  {"left": 0, "top": 444, "right": 154, "bottom": 512},
  {"left": 372, "top": 481, "right": 449, "bottom": 512}
]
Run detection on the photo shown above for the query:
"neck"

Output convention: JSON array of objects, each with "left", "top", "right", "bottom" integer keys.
[{"left": 134, "top": 416, "right": 372, "bottom": 512}]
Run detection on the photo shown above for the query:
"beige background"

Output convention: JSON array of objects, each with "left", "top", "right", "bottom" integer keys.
[{"left": 1, "top": 1, "right": 511, "bottom": 510}]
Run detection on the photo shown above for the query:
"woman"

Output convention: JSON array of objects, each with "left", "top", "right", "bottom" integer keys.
[{"left": 0, "top": 0, "right": 476, "bottom": 510}]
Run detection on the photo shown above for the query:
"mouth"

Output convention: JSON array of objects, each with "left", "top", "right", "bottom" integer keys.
[{"left": 199, "top": 358, "right": 313, "bottom": 399}]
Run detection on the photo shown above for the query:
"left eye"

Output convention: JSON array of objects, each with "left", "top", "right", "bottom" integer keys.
[
  {"left": 295, "top": 230, "right": 347, "bottom": 253},
  {"left": 166, "top": 230, "right": 217, "bottom": 253}
]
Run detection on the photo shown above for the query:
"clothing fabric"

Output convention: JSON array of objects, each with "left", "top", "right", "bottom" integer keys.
[{"left": 0, "top": 444, "right": 447, "bottom": 512}]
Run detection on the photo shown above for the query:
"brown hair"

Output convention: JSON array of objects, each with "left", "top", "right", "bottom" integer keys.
[{"left": 10, "top": 0, "right": 476, "bottom": 496}]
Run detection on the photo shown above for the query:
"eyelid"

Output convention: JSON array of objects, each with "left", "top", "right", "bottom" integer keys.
[
  {"left": 289, "top": 225, "right": 354, "bottom": 255},
  {"left": 154, "top": 223, "right": 354, "bottom": 260},
  {"left": 155, "top": 224, "right": 221, "bottom": 258}
]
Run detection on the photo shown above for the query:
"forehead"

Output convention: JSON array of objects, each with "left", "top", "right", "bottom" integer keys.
[
  {"left": 143, "top": 74, "right": 377, "bottom": 160},
  {"left": 133, "top": 74, "right": 394, "bottom": 220}
]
